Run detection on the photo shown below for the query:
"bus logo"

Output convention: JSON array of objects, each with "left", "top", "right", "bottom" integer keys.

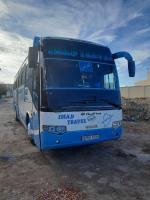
[{"left": 102, "top": 113, "right": 113, "bottom": 127}]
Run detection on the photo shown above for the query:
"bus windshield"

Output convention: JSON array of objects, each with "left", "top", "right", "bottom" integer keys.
[{"left": 44, "top": 59, "right": 119, "bottom": 90}]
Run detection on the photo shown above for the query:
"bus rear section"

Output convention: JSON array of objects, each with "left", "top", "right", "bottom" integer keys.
[{"left": 14, "top": 37, "right": 135, "bottom": 150}]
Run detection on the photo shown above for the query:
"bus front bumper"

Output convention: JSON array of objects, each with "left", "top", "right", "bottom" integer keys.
[{"left": 37, "top": 126, "right": 122, "bottom": 150}]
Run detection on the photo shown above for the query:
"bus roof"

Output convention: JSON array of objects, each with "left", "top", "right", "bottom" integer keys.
[{"left": 33, "top": 36, "right": 108, "bottom": 49}]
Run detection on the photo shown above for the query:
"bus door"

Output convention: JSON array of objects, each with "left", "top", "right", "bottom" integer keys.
[
  {"left": 24, "top": 64, "right": 33, "bottom": 124},
  {"left": 32, "top": 66, "right": 41, "bottom": 149}
]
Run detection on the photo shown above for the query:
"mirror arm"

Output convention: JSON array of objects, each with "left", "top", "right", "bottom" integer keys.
[
  {"left": 112, "top": 51, "right": 135, "bottom": 77},
  {"left": 112, "top": 51, "right": 134, "bottom": 62}
]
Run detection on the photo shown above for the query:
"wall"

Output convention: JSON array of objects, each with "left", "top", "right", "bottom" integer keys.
[{"left": 121, "top": 85, "right": 150, "bottom": 98}]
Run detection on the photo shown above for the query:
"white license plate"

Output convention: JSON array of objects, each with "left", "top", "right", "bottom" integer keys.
[{"left": 82, "top": 134, "right": 100, "bottom": 141}]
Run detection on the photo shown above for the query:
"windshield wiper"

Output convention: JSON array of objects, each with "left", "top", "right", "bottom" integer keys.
[{"left": 71, "top": 99, "right": 96, "bottom": 104}]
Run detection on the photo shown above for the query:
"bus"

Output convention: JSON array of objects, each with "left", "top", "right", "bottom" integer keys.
[{"left": 13, "top": 37, "right": 135, "bottom": 150}]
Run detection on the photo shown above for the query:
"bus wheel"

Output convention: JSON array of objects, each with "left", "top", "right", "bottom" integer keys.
[
  {"left": 27, "top": 130, "right": 35, "bottom": 146},
  {"left": 15, "top": 110, "right": 19, "bottom": 121},
  {"left": 26, "top": 120, "right": 35, "bottom": 146},
  {"left": 30, "top": 137, "right": 35, "bottom": 146}
]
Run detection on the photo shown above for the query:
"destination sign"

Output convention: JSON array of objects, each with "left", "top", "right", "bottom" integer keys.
[{"left": 42, "top": 38, "right": 114, "bottom": 63}]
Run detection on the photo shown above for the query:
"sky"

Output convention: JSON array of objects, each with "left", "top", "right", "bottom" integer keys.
[{"left": 0, "top": 0, "right": 150, "bottom": 86}]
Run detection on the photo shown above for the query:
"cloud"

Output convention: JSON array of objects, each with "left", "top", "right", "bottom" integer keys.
[
  {"left": 0, "top": 30, "right": 32, "bottom": 83},
  {"left": 0, "top": 0, "right": 150, "bottom": 85},
  {"left": 0, "top": 1, "right": 8, "bottom": 17},
  {"left": 131, "top": 50, "right": 150, "bottom": 65},
  {"left": 0, "top": 0, "right": 144, "bottom": 41},
  {"left": 136, "top": 27, "right": 150, "bottom": 35}
]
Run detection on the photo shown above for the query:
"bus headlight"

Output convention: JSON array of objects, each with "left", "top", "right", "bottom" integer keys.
[
  {"left": 42, "top": 125, "right": 67, "bottom": 134},
  {"left": 112, "top": 121, "right": 122, "bottom": 128}
]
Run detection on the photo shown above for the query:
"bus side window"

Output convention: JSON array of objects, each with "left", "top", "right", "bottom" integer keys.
[
  {"left": 32, "top": 67, "right": 39, "bottom": 108},
  {"left": 25, "top": 63, "right": 27, "bottom": 87},
  {"left": 18, "top": 74, "right": 21, "bottom": 87},
  {"left": 22, "top": 68, "right": 25, "bottom": 86},
  {"left": 25, "top": 64, "right": 33, "bottom": 91},
  {"left": 33, "top": 68, "right": 38, "bottom": 91},
  {"left": 21, "top": 70, "right": 24, "bottom": 86}
]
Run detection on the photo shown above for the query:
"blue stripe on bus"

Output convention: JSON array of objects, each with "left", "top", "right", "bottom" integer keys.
[{"left": 33, "top": 126, "right": 122, "bottom": 150}]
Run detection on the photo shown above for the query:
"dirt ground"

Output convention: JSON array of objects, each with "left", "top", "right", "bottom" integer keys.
[{"left": 0, "top": 98, "right": 150, "bottom": 200}]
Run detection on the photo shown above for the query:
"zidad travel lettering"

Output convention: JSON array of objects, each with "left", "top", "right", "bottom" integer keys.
[{"left": 58, "top": 114, "right": 87, "bottom": 125}]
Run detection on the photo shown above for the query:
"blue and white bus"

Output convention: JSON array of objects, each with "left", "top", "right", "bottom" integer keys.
[{"left": 13, "top": 37, "right": 135, "bottom": 150}]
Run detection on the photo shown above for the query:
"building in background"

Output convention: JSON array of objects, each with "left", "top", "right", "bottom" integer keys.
[
  {"left": 0, "top": 83, "right": 13, "bottom": 98},
  {"left": 121, "top": 71, "right": 150, "bottom": 98},
  {"left": 135, "top": 72, "right": 150, "bottom": 86},
  {"left": 6, "top": 84, "right": 13, "bottom": 97}
]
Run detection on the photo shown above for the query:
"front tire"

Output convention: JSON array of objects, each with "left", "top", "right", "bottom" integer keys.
[
  {"left": 15, "top": 109, "right": 19, "bottom": 121},
  {"left": 30, "top": 137, "right": 35, "bottom": 146},
  {"left": 26, "top": 122, "right": 35, "bottom": 146}
]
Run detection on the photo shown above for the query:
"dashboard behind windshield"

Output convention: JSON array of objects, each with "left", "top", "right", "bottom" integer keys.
[{"left": 44, "top": 59, "right": 119, "bottom": 90}]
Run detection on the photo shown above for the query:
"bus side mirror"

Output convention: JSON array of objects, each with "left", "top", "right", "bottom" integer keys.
[
  {"left": 128, "top": 60, "right": 135, "bottom": 77},
  {"left": 112, "top": 51, "right": 136, "bottom": 77},
  {"left": 28, "top": 47, "right": 38, "bottom": 68}
]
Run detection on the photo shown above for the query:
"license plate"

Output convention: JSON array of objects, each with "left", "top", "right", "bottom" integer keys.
[{"left": 82, "top": 134, "right": 100, "bottom": 141}]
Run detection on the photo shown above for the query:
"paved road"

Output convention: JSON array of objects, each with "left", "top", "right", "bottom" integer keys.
[{"left": 0, "top": 98, "right": 150, "bottom": 200}]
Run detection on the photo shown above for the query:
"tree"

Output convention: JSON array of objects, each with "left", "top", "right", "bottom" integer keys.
[{"left": 0, "top": 83, "right": 7, "bottom": 98}]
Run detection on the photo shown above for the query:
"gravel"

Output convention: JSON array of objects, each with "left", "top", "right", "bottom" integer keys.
[
  {"left": 122, "top": 98, "right": 150, "bottom": 121},
  {"left": 36, "top": 186, "right": 86, "bottom": 200}
]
